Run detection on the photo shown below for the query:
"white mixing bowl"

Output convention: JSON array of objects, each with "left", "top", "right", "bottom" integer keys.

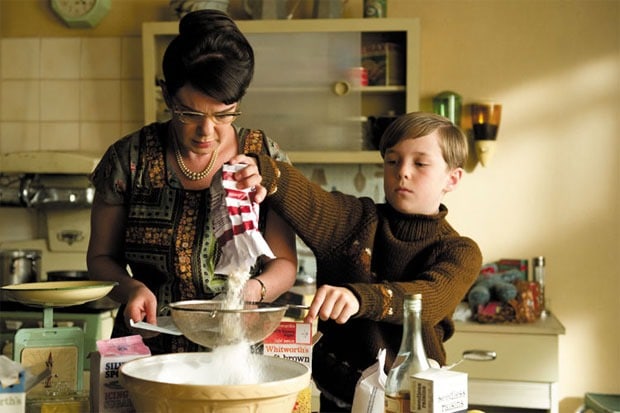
[{"left": 120, "top": 352, "right": 310, "bottom": 413}]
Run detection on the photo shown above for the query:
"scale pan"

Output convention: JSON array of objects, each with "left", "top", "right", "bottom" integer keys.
[{"left": 1, "top": 280, "right": 117, "bottom": 308}]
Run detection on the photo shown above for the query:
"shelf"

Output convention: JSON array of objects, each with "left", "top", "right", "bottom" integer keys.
[
  {"left": 250, "top": 85, "right": 405, "bottom": 94},
  {"left": 152, "top": 85, "right": 404, "bottom": 95},
  {"left": 142, "top": 18, "right": 419, "bottom": 164},
  {"left": 288, "top": 151, "right": 382, "bottom": 164},
  {"left": 0, "top": 151, "right": 100, "bottom": 174}
]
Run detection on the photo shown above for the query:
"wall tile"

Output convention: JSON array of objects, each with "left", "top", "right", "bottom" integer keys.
[
  {"left": 0, "top": 208, "right": 38, "bottom": 241},
  {"left": 1, "top": 80, "right": 40, "bottom": 121},
  {"left": 41, "top": 38, "right": 81, "bottom": 79},
  {"left": 79, "top": 122, "right": 121, "bottom": 155},
  {"left": 121, "top": 79, "right": 144, "bottom": 122},
  {"left": 0, "top": 122, "right": 41, "bottom": 153},
  {"left": 121, "top": 122, "right": 143, "bottom": 137},
  {"left": 121, "top": 37, "right": 142, "bottom": 79},
  {"left": 40, "top": 80, "right": 80, "bottom": 121},
  {"left": 80, "top": 80, "right": 121, "bottom": 121},
  {"left": 40, "top": 122, "right": 80, "bottom": 151},
  {"left": 80, "top": 38, "right": 121, "bottom": 79},
  {"left": 1, "top": 38, "right": 40, "bottom": 79}
]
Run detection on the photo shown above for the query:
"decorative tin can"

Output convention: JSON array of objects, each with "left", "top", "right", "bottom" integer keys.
[
  {"left": 432, "top": 91, "right": 462, "bottom": 126},
  {"left": 364, "top": 0, "right": 386, "bottom": 18}
]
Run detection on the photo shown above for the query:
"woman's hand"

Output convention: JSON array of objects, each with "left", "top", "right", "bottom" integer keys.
[
  {"left": 304, "top": 285, "right": 360, "bottom": 325},
  {"left": 124, "top": 284, "right": 158, "bottom": 337},
  {"left": 228, "top": 154, "right": 267, "bottom": 203}
]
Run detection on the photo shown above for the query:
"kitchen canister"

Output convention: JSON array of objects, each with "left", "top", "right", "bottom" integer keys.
[
  {"left": 433, "top": 91, "right": 462, "bottom": 126},
  {"left": 0, "top": 249, "right": 41, "bottom": 286},
  {"left": 364, "top": 0, "right": 386, "bottom": 17}
]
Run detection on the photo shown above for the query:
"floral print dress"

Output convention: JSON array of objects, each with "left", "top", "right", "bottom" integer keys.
[{"left": 90, "top": 122, "right": 289, "bottom": 353}]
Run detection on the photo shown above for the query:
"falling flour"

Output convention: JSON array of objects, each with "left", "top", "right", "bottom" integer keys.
[{"left": 197, "top": 269, "right": 264, "bottom": 385}]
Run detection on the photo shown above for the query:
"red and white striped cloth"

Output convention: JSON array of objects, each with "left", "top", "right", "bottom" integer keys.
[{"left": 212, "top": 163, "right": 274, "bottom": 274}]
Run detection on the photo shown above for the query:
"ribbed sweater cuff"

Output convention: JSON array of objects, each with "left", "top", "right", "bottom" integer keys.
[{"left": 255, "top": 154, "right": 280, "bottom": 196}]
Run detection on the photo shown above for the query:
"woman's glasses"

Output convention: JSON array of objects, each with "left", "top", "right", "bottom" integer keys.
[{"left": 172, "top": 106, "right": 242, "bottom": 125}]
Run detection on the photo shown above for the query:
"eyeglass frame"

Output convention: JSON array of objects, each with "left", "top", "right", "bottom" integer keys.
[{"left": 171, "top": 103, "right": 242, "bottom": 125}]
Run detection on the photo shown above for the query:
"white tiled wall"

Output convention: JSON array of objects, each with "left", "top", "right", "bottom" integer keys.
[
  {"left": 0, "top": 36, "right": 144, "bottom": 156},
  {"left": 0, "top": 36, "right": 386, "bottom": 256}
]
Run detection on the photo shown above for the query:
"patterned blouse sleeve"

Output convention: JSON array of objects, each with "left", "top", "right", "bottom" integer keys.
[{"left": 89, "top": 133, "right": 135, "bottom": 206}]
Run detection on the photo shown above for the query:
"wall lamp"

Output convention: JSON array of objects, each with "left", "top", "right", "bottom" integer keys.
[
  {"left": 433, "top": 92, "right": 502, "bottom": 168},
  {"left": 470, "top": 102, "right": 502, "bottom": 167}
]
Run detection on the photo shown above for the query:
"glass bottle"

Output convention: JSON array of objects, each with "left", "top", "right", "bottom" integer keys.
[
  {"left": 532, "top": 256, "right": 547, "bottom": 318},
  {"left": 384, "top": 293, "right": 431, "bottom": 413}
]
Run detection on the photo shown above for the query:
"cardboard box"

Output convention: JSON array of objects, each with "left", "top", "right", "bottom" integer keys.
[
  {"left": 0, "top": 356, "right": 26, "bottom": 413},
  {"left": 263, "top": 322, "right": 313, "bottom": 413},
  {"left": 410, "top": 368, "right": 467, "bottom": 413},
  {"left": 498, "top": 258, "right": 528, "bottom": 281},
  {"left": 89, "top": 335, "right": 150, "bottom": 413},
  {"left": 362, "top": 42, "right": 405, "bottom": 86}
]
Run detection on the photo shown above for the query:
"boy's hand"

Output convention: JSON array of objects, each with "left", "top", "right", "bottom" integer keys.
[
  {"left": 304, "top": 285, "right": 360, "bottom": 325},
  {"left": 228, "top": 154, "right": 267, "bottom": 203}
]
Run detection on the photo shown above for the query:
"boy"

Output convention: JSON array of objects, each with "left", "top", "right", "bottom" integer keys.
[{"left": 238, "top": 112, "right": 482, "bottom": 411}]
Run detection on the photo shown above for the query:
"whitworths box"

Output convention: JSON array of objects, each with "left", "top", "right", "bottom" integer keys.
[
  {"left": 90, "top": 335, "right": 151, "bottom": 413},
  {"left": 263, "top": 321, "right": 313, "bottom": 413},
  {"left": 0, "top": 355, "right": 26, "bottom": 413},
  {"left": 410, "top": 368, "right": 467, "bottom": 413}
]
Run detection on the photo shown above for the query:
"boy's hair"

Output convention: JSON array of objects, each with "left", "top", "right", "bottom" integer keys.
[{"left": 379, "top": 112, "right": 469, "bottom": 169}]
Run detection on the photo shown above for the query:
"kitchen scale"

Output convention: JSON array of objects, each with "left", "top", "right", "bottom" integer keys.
[{"left": 1, "top": 280, "right": 117, "bottom": 396}]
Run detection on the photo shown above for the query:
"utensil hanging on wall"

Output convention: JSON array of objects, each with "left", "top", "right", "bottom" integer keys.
[{"left": 354, "top": 165, "right": 366, "bottom": 192}]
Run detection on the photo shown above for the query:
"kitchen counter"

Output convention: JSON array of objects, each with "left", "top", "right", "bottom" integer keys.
[{"left": 445, "top": 312, "right": 565, "bottom": 412}]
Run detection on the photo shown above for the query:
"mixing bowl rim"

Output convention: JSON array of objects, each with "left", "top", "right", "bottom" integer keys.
[
  {"left": 119, "top": 352, "right": 310, "bottom": 391},
  {"left": 169, "top": 299, "right": 288, "bottom": 314}
]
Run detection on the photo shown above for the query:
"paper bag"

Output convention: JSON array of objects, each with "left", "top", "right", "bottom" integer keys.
[
  {"left": 351, "top": 348, "right": 387, "bottom": 413},
  {"left": 211, "top": 163, "right": 275, "bottom": 274}
]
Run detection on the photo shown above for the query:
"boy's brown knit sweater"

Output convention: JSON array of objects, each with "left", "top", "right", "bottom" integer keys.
[{"left": 256, "top": 154, "right": 482, "bottom": 406}]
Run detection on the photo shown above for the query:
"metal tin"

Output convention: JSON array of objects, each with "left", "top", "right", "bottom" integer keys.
[
  {"left": 433, "top": 91, "right": 462, "bottom": 126},
  {"left": 364, "top": 0, "right": 386, "bottom": 18},
  {"left": 0, "top": 249, "right": 41, "bottom": 286}
]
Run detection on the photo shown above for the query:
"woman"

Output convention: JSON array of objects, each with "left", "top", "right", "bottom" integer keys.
[{"left": 86, "top": 10, "right": 297, "bottom": 354}]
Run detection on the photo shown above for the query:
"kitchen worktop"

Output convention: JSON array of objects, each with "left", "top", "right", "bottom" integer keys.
[{"left": 453, "top": 312, "right": 565, "bottom": 335}]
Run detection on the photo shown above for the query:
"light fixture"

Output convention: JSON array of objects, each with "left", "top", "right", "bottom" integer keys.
[{"left": 470, "top": 102, "right": 502, "bottom": 167}]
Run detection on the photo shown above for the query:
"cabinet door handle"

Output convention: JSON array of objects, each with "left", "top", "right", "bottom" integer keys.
[{"left": 463, "top": 349, "right": 497, "bottom": 361}]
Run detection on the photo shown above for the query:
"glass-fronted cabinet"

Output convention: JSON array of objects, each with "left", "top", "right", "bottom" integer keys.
[{"left": 142, "top": 18, "right": 420, "bottom": 164}]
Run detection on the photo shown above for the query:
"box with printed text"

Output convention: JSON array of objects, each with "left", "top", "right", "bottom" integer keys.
[
  {"left": 263, "top": 321, "right": 313, "bottom": 413},
  {"left": 89, "top": 335, "right": 151, "bottom": 413},
  {"left": 410, "top": 368, "right": 467, "bottom": 413},
  {"left": 0, "top": 356, "right": 26, "bottom": 413},
  {"left": 361, "top": 42, "right": 405, "bottom": 86}
]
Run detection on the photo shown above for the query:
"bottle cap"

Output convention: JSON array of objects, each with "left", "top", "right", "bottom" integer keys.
[{"left": 533, "top": 256, "right": 545, "bottom": 266}]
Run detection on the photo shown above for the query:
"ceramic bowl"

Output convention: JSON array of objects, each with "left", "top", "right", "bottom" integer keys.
[{"left": 120, "top": 352, "right": 310, "bottom": 413}]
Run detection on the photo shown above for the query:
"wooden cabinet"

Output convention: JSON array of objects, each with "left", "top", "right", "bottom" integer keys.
[
  {"left": 444, "top": 313, "right": 565, "bottom": 413},
  {"left": 142, "top": 18, "right": 420, "bottom": 164}
]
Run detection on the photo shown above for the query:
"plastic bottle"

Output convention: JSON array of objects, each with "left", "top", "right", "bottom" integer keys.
[{"left": 384, "top": 293, "right": 431, "bottom": 413}]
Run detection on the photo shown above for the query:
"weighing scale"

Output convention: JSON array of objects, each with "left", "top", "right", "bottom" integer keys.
[{"left": 1, "top": 281, "right": 116, "bottom": 396}]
